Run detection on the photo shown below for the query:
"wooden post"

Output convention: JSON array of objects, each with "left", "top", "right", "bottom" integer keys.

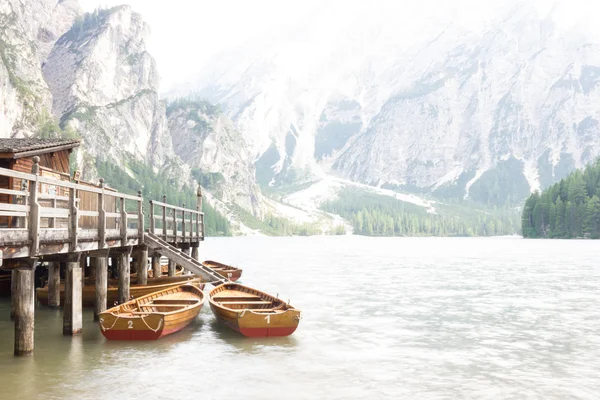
[
  {"left": 197, "top": 187, "right": 202, "bottom": 240},
  {"left": 162, "top": 195, "right": 167, "bottom": 241},
  {"left": 152, "top": 252, "right": 161, "bottom": 278},
  {"left": 93, "top": 255, "right": 108, "bottom": 320},
  {"left": 168, "top": 259, "right": 176, "bottom": 276},
  {"left": 137, "top": 190, "right": 144, "bottom": 242},
  {"left": 69, "top": 187, "right": 78, "bottom": 252},
  {"left": 120, "top": 197, "right": 127, "bottom": 245},
  {"left": 189, "top": 210, "right": 193, "bottom": 243},
  {"left": 29, "top": 156, "right": 40, "bottom": 256},
  {"left": 172, "top": 206, "right": 177, "bottom": 242},
  {"left": 14, "top": 262, "right": 36, "bottom": 356},
  {"left": 98, "top": 178, "right": 106, "bottom": 248},
  {"left": 63, "top": 256, "right": 82, "bottom": 335},
  {"left": 191, "top": 246, "right": 199, "bottom": 263},
  {"left": 186, "top": 247, "right": 193, "bottom": 275},
  {"left": 149, "top": 200, "right": 155, "bottom": 234},
  {"left": 117, "top": 252, "right": 130, "bottom": 304},
  {"left": 181, "top": 204, "right": 186, "bottom": 243},
  {"left": 136, "top": 246, "right": 148, "bottom": 285},
  {"left": 47, "top": 262, "right": 61, "bottom": 308},
  {"left": 200, "top": 213, "right": 204, "bottom": 240}
]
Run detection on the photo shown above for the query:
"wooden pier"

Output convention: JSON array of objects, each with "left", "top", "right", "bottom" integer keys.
[{"left": 0, "top": 139, "right": 222, "bottom": 356}]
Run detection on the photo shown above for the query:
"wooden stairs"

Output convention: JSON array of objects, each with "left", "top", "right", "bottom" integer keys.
[{"left": 144, "top": 232, "right": 226, "bottom": 284}]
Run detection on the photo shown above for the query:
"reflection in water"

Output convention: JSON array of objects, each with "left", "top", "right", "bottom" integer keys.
[{"left": 0, "top": 237, "right": 599, "bottom": 399}]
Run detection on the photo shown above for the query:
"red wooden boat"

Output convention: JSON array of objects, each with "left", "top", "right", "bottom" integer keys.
[
  {"left": 209, "top": 283, "right": 300, "bottom": 337},
  {"left": 98, "top": 284, "right": 204, "bottom": 340}
]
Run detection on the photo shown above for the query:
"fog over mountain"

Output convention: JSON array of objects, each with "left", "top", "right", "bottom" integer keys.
[
  {"left": 164, "top": 0, "right": 600, "bottom": 208},
  {"left": 2, "top": 0, "right": 599, "bottom": 234}
]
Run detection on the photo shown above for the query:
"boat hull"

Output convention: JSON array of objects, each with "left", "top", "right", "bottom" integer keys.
[
  {"left": 99, "top": 284, "right": 204, "bottom": 341},
  {"left": 209, "top": 283, "right": 300, "bottom": 338},
  {"left": 100, "top": 310, "right": 201, "bottom": 340},
  {"left": 209, "top": 303, "right": 299, "bottom": 337}
]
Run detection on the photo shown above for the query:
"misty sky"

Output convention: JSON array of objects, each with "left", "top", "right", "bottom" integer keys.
[{"left": 79, "top": 0, "right": 595, "bottom": 91}]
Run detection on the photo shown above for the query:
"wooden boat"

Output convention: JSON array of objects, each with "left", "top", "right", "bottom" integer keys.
[
  {"left": 202, "top": 260, "right": 243, "bottom": 282},
  {"left": 36, "top": 276, "right": 205, "bottom": 307},
  {"left": 148, "top": 264, "right": 184, "bottom": 278},
  {"left": 209, "top": 283, "right": 301, "bottom": 337},
  {"left": 98, "top": 284, "right": 204, "bottom": 340}
]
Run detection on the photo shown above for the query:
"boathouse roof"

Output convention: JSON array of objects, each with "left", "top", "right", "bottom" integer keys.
[{"left": 0, "top": 138, "right": 81, "bottom": 158}]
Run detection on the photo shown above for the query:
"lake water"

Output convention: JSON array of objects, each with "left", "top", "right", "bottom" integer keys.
[{"left": 0, "top": 236, "right": 598, "bottom": 399}]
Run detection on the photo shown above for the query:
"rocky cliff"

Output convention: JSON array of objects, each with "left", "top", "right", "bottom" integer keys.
[
  {"left": 182, "top": 2, "right": 600, "bottom": 206},
  {"left": 43, "top": 6, "right": 186, "bottom": 180},
  {"left": 0, "top": 0, "right": 80, "bottom": 138},
  {"left": 0, "top": 2, "right": 268, "bottom": 233},
  {"left": 166, "top": 99, "right": 262, "bottom": 214}
]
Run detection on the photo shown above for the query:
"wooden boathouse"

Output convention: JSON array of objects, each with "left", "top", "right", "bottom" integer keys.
[{"left": 0, "top": 138, "right": 224, "bottom": 356}]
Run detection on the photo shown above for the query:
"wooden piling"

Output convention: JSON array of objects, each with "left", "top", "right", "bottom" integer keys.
[
  {"left": 94, "top": 255, "right": 108, "bottom": 321},
  {"left": 14, "top": 265, "right": 35, "bottom": 356},
  {"left": 168, "top": 259, "right": 176, "bottom": 276},
  {"left": 191, "top": 245, "right": 199, "bottom": 262},
  {"left": 63, "top": 258, "right": 82, "bottom": 335},
  {"left": 117, "top": 253, "right": 130, "bottom": 304},
  {"left": 48, "top": 262, "right": 61, "bottom": 308},
  {"left": 10, "top": 269, "right": 16, "bottom": 321},
  {"left": 135, "top": 247, "right": 148, "bottom": 286},
  {"left": 152, "top": 252, "right": 161, "bottom": 278},
  {"left": 184, "top": 247, "right": 192, "bottom": 275}
]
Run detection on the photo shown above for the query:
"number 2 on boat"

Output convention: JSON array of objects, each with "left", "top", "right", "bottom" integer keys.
[
  {"left": 127, "top": 321, "right": 133, "bottom": 329},
  {"left": 264, "top": 315, "right": 270, "bottom": 324}
]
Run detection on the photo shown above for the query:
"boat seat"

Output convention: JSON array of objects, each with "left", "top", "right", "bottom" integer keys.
[
  {"left": 145, "top": 304, "right": 190, "bottom": 307},
  {"left": 219, "top": 301, "right": 272, "bottom": 305},
  {"left": 150, "top": 300, "right": 198, "bottom": 305},
  {"left": 213, "top": 296, "right": 263, "bottom": 302}
]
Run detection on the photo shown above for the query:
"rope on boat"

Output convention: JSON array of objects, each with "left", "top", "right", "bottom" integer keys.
[
  {"left": 139, "top": 315, "right": 163, "bottom": 332},
  {"left": 99, "top": 315, "right": 120, "bottom": 331},
  {"left": 99, "top": 314, "right": 162, "bottom": 332}
]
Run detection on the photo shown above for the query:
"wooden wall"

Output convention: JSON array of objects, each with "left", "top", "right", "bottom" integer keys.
[{"left": 77, "top": 180, "right": 117, "bottom": 229}]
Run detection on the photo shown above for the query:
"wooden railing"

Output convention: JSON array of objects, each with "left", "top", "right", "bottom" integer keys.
[
  {"left": 0, "top": 158, "right": 144, "bottom": 258},
  {"left": 0, "top": 157, "right": 204, "bottom": 260},
  {"left": 149, "top": 195, "right": 204, "bottom": 244}
]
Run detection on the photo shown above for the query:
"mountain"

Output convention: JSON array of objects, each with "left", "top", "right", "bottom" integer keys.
[
  {"left": 7, "top": 0, "right": 598, "bottom": 236},
  {"left": 0, "top": 0, "right": 80, "bottom": 138},
  {"left": 43, "top": 6, "right": 187, "bottom": 181},
  {"left": 178, "top": 1, "right": 600, "bottom": 208},
  {"left": 166, "top": 98, "right": 262, "bottom": 215},
  {"left": 0, "top": 2, "right": 327, "bottom": 235}
]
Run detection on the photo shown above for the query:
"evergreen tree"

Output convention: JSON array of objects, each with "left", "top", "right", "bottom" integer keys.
[
  {"left": 554, "top": 198, "right": 566, "bottom": 237},
  {"left": 522, "top": 158, "right": 600, "bottom": 239}
]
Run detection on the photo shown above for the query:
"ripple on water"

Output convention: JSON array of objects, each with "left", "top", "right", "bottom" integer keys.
[{"left": 0, "top": 237, "right": 599, "bottom": 399}]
